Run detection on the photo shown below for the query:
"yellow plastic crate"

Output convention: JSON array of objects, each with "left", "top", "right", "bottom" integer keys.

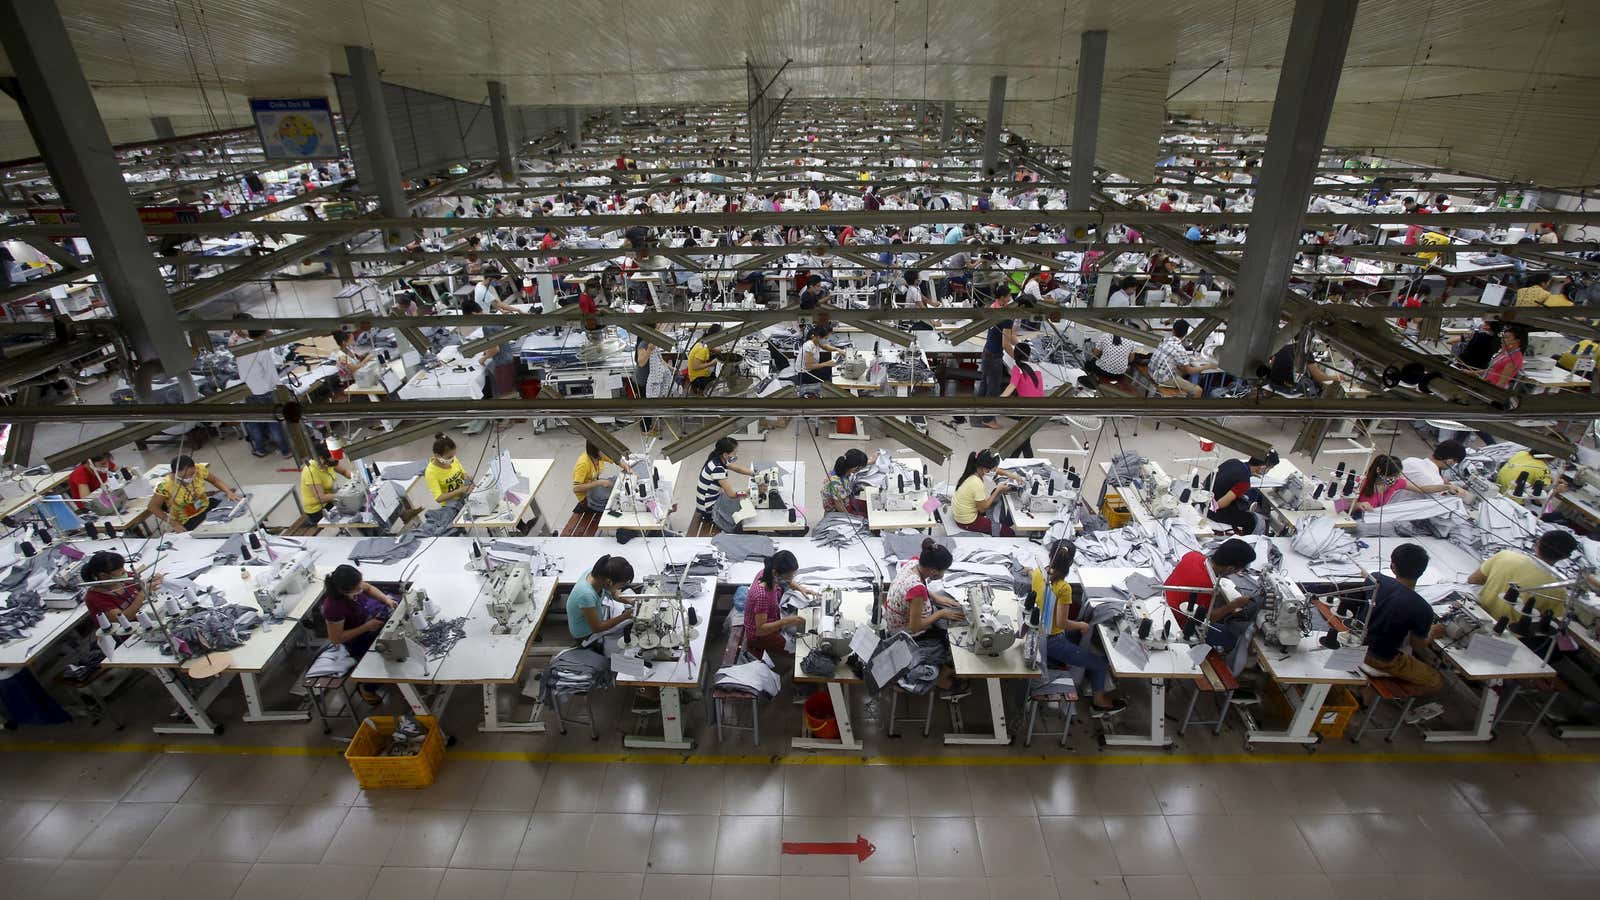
[
  {"left": 344, "top": 715, "right": 445, "bottom": 789},
  {"left": 1262, "top": 682, "right": 1360, "bottom": 740},
  {"left": 1100, "top": 491, "right": 1132, "bottom": 529}
]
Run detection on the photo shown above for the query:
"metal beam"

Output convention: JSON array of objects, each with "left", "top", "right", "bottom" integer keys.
[
  {"left": 1218, "top": 0, "right": 1359, "bottom": 375},
  {"left": 941, "top": 100, "right": 956, "bottom": 144},
  {"left": 1069, "top": 31, "right": 1107, "bottom": 212},
  {"left": 488, "top": 81, "right": 517, "bottom": 182},
  {"left": 0, "top": 0, "right": 192, "bottom": 381},
  {"left": 150, "top": 116, "right": 176, "bottom": 140},
  {"left": 41, "top": 383, "right": 250, "bottom": 470},
  {"left": 981, "top": 76, "right": 1007, "bottom": 178},
  {"left": 565, "top": 107, "right": 583, "bottom": 148}
]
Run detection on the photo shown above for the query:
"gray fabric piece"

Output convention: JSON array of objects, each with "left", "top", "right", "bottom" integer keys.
[
  {"left": 539, "top": 647, "right": 613, "bottom": 703},
  {"left": 585, "top": 484, "right": 612, "bottom": 513},
  {"left": 882, "top": 533, "right": 954, "bottom": 562},
  {"left": 380, "top": 460, "right": 428, "bottom": 481},
  {"left": 349, "top": 531, "right": 423, "bottom": 565},
  {"left": 711, "top": 493, "right": 743, "bottom": 533},
  {"left": 416, "top": 501, "right": 464, "bottom": 537},
  {"left": 711, "top": 533, "right": 777, "bottom": 562},
  {"left": 811, "top": 511, "right": 871, "bottom": 548},
  {"left": 1103, "top": 452, "right": 1146, "bottom": 488},
  {"left": 161, "top": 603, "right": 259, "bottom": 656}
]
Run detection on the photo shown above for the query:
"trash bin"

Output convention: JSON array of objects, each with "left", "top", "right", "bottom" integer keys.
[{"left": 802, "top": 690, "right": 839, "bottom": 740}]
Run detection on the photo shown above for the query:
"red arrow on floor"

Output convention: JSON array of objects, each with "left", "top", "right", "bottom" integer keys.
[{"left": 781, "top": 834, "right": 875, "bottom": 862}]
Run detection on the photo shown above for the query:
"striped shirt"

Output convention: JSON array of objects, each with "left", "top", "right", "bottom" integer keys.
[{"left": 696, "top": 457, "right": 728, "bottom": 515}]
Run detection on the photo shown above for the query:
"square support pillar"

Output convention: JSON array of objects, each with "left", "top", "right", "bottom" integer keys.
[{"left": 1068, "top": 31, "right": 1107, "bottom": 212}]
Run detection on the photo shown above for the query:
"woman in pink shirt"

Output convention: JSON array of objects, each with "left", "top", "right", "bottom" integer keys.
[
  {"left": 1339, "top": 454, "right": 1407, "bottom": 514},
  {"left": 1484, "top": 326, "right": 1527, "bottom": 388},
  {"left": 999, "top": 344, "right": 1045, "bottom": 455}
]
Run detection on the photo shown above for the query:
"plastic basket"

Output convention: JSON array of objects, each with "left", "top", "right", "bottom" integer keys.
[
  {"left": 1100, "top": 491, "right": 1132, "bottom": 529},
  {"left": 344, "top": 715, "right": 445, "bottom": 789},
  {"left": 1262, "top": 682, "right": 1360, "bottom": 740}
]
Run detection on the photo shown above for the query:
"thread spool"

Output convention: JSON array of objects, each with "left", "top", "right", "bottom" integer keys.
[
  {"left": 104, "top": 524, "right": 116, "bottom": 539},
  {"left": 1494, "top": 615, "right": 1510, "bottom": 635},
  {"left": 96, "top": 612, "right": 112, "bottom": 631},
  {"left": 137, "top": 610, "right": 155, "bottom": 629},
  {"left": 1137, "top": 617, "right": 1152, "bottom": 640},
  {"left": 19, "top": 541, "right": 36, "bottom": 558},
  {"left": 85, "top": 521, "right": 99, "bottom": 540},
  {"left": 787, "top": 507, "right": 796, "bottom": 523},
  {"left": 1320, "top": 624, "right": 1342, "bottom": 650}
]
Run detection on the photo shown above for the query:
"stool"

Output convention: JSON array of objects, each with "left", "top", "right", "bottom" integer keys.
[
  {"left": 1022, "top": 678, "right": 1079, "bottom": 747},
  {"left": 686, "top": 514, "right": 721, "bottom": 538},
  {"left": 1351, "top": 677, "right": 1430, "bottom": 743},
  {"left": 562, "top": 502, "right": 601, "bottom": 537},
  {"left": 883, "top": 685, "right": 937, "bottom": 738},
  {"left": 712, "top": 625, "right": 763, "bottom": 746},
  {"left": 1492, "top": 675, "right": 1565, "bottom": 736},
  {"left": 1177, "top": 650, "right": 1244, "bottom": 735},
  {"left": 302, "top": 672, "right": 362, "bottom": 739}
]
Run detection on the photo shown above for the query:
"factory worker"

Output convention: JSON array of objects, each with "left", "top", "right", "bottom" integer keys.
[
  {"left": 883, "top": 538, "right": 966, "bottom": 695},
  {"left": 1395, "top": 440, "right": 1473, "bottom": 502},
  {"left": 1496, "top": 450, "right": 1551, "bottom": 498},
  {"left": 1162, "top": 538, "right": 1258, "bottom": 652},
  {"left": 821, "top": 449, "right": 870, "bottom": 516},
  {"left": 148, "top": 455, "right": 240, "bottom": 534},
  {"left": 1206, "top": 451, "right": 1277, "bottom": 535},
  {"left": 566, "top": 555, "right": 636, "bottom": 646},
  {"left": 742, "top": 551, "right": 816, "bottom": 661},
  {"left": 424, "top": 433, "right": 471, "bottom": 506},
  {"left": 321, "top": 564, "right": 398, "bottom": 706},
  {"left": 80, "top": 551, "right": 162, "bottom": 625},
  {"left": 299, "top": 445, "right": 353, "bottom": 526},
  {"left": 1468, "top": 529, "right": 1579, "bottom": 621},
  {"left": 1339, "top": 455, "right": 1408, "bottom": 515},
  {"left": 1032, "top": 543, "right": 1125, "bottom": 715},
  {"left": 332, "top": 330, "right": 370, "bottom": 382},
  {"left": 951, "top": 448, "right": 1021, "bottom": 537},
  {"left": 1361, "top": 543, "right": 1444, "bottom": 697},
  {"left": 571, "top": 441, "right": 635, "bottom": 513},
  {"left": 67, "top": 452, "right": 117, "bottom": 502},
  {"left": 694, "top": 437, "right": 755, "bottom": 528}
]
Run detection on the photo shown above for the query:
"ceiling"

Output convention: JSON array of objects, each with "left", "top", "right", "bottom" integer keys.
[{"left": 2, "top": 0, "right": 1597, "bottom": 184}]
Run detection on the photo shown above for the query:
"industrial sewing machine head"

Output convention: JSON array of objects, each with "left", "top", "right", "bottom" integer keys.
[
  {"left": 959, "top": 584, "right": 1019, "bottom": 656},
  {"left": 620, "top": 574, "right": 698, "bottom": 661},
  {"left": 465, "top": 473, "right": 503, "bottom": 518},
  {"left": 1020, "top": 467, "right": 1081, "bottom": 516},
  {"left": 871, "top": 465, "right": 932, "bottom": 511},
  {"left": 484, "top": 559, "right": 532, "bottom": 635},
  {"left": 1257, "top": 571, "right": 1313, "bottom": 651},
  {"left": 1116, "top": 596, "right": 1184, "bottom": 651},
  {"left": 331, "top": 478, "right": 367, "bottom": 516},
  {"left": 748, "top": 466, "right": 788, "bottom": 510},
  {"left": 1436, "top": 594, "right": 1484, "bottom": 644},
  {"left": 836, "top": 348, "right": 869, "bottom": 381},
  {"left": 353, "top": 358, "right": 383, "bottom": 389},
  {"left": 611, "top": 468, "right": 668, "bottom": 515},
  {"left": 251, "top": 549, "right": 318, "bottom": 620},
  {"left": 810, "top": 590, "right": 857, "bottom": 656},
  {"left": 372, "top": 586, "right": 433, "bottom": 664}
]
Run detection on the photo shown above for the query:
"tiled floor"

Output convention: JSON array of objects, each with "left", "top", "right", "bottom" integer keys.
[{"left": 2, "top": 750, "right": 1600, "bottom": 900}]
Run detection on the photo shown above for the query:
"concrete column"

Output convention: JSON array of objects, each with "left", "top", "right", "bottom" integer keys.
[
  {"left": 1218, "top": 0, "right": 1358, "bottom": 375},
  {"left": 487, "top": 80, "right": 517, "bottom": 182},
  {"left": 1068, "top": 31, "right": 1107, "bottom": 212},
  {"left": 0, "top": 0, "right": 192, "bottom": 381},
  {"left": 981, "top": 75, "right": 1006, "bottom": 178},
  {"left": 566, "top": 106, "right": 583, "bottom": 148},
  {"left": 940, "top": 100, "right": 956, "bottom": 143},
  {"left": 343, "top": 45, "right": 413, "bottom": 246},
  {"left": 150, "top": 115, "right": 176, "bottom": 139}
]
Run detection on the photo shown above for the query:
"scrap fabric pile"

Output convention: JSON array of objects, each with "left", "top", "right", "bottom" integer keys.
[
  {"left": 378, "top": 715, "right": 429, "bottom": 756},
  {"left": 417, "top": 616, "right": 468, "bottom": 659},
  {"left": 0, "top": 591, "right": 46, "bottom": 641},
  {"left": 160, "top": 603, "right": 262, "bottom": 656}
]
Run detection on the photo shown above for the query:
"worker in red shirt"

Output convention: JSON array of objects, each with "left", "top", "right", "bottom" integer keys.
[
  {"left": 1163, "top": 539, "right": 1259, "bottom": 651},
  {"left": 80, "top": 551, "right": 162, "bottom": 625},
  {"left": 66, "top": 452, "right": 118, "bottom": 503}
]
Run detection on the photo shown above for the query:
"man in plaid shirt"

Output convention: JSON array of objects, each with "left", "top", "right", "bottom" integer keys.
[{"left": 1148, "top": 320, "right": 1205, "bottom": 397}]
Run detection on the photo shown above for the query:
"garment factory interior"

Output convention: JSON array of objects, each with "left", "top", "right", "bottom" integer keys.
[{"left": 6, "top": 1, "right": 1600, "bottom": 899}]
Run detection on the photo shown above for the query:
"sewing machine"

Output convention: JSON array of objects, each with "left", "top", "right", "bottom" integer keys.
[
  {"left": 464, "top": 470, "right": 506, "bottom": 518},
  {"left": 250, "top": 549, "right": 318, "bottom": 620},
  {"left": 809, "top": 590, "right": 857, "bottom": 656},
  {"left": 609, "top": 469, "right": 669, "bottom": 516},
  {"left": 957, "top": 584, "right": 1019, "bottom": 656},
  {"left": 1257, "top": 571, "right": 1314, "bottom": 651},
  {"left": 871, "top": 465, "right": 932, "bottom": 512},
  {"left": 352, "top": 358, "right": 384, "bottom": 389},
  {"left": 372, "top": 586, "right": 434, "bottom": 664},
  {"left": 1018, "top": 467, "right": 1081, "bottom": 517},
  {"left": 483, "top": 559, "right": 532, "bottom": 635},
  {"left": 620, "top": 573, "right": 698, "bottom": 662},
  {"left": 330, "top": 478, "right": 367, "bottom": 516},
  {"left": 1139, "top": 463, "right": 1180, "bottom": 519},
  {"left": 835, "top": 347, "right": 869, "bottom": 381}
]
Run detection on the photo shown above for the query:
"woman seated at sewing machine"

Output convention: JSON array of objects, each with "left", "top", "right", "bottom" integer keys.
[
  {"left": 321, "top": 564, "right": 398, "bottom": 706},
  {"left": 742, "top": 551, "right": 817, "bottom": 661},
  {"left": 81, "top": 551, "right": 162, "bottom": 626},
  {"left": 424, "top": 433, "right": 471, "bottom": 508},
  {"left": 147, "top": 455, "right": 241, "bottom": 534},
  {"left": 821, "top": 449, "right": 870, "bottom": 516},
  {"left": 884, "top": 538, "right": 967, "bottom": 696},
  {"left": 571, "top": 441, "right": 636, "bottom": 513},
  {"left": 951, "top": 449, "right": 1023, "bottom": 537},
  {"left": 1337, "top": 455, "right": 1407, "bottom": 516},
  {"left": 566, "top": 555, "right": 636, "bottom": 646},
  {"left": 1033, "top": 542, "right": 1126, "bottom": 716},
  {"left": 299, "top": 445, "right": 353, "bottom": 526}
]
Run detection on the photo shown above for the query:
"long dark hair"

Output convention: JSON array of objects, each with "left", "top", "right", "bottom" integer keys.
[
  {"left": 324, "top": 564, "right": 362, "bottom": 597},
  {"left": 431, "top": 433, "right": 456, "bottom": 456},
  {"left": 1013, "top": 342, "right": 1036, "bottom": 383},
  {"left": 1358, "top": 454, "right": 1403, "bottom": 499},
  {"left": 958, "top": 448, "right": 1001, "bottom": 486},
  {"left": 832, "top": 449, "right": 867, "bottom": 479},
  {"left": 584, "top": 441, "right": 603, "bottom": 462},
  {"left": 592, "top": 555, "right": 635, "bottom": 587},
  {"left": 82, "top": 550, "right": 126, "bottom": 583},
  {"left": 760, "top": 550, "right": 799, "bottom": 589},
  {"left": 1046, "top": 541, "right": 1076, "bottom": 582},
  {"left": 917, "top": 537, "right": 953, "bottom": 571}
]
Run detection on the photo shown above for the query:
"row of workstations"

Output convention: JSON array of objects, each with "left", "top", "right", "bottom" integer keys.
[{"left": 5, "top": 522, "right": 1590, "bottom": 752}]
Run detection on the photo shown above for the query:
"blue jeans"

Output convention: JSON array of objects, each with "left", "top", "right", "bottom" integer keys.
[
  {"left": 244, "top": 392, "right": 291, "bottom": 455},
  {"left": 1046, "top": 632, "right": 1109, "bottom": 694}
]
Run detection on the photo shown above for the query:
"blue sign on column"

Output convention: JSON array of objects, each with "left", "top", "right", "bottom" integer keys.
[{"left": 249, "top": 97, "right": 340, "bottom": 159}]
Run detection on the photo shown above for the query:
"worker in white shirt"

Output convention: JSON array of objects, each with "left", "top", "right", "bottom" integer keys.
[
  {"left": 230, "top": 315, "right": 293, "bottom": 458},
  {"left": 1106, "top": 275, "right": 1141, "bottom": 308},
  {"left": 1395, "top": 439, "right": 1473, "bottom": 502},
  {"left": 805, "top": 186, "right": 821, "bottom": 210},
  {"left": 471, "top": 269, "right": 520, "bottom": 313}
]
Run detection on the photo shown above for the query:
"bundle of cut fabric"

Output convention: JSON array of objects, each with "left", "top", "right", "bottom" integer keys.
[
  {"left": 712, "top": 533, "right": 777, "bottom": 562},
  {"left": 159, "top": 603, "right": 261, "bottom": 656},
  {"left": 536, "top": 647, "right": 614, "bottom": 707},
  {"left": 417, "top": 616, "right": 469, "bottom": 659},
  {"left": 0, "top": 590, "right": 46, "bottom": 641},
  {"left": 714, "top": 655, "right": 782, "bottom": 698},
  {"left": 1103, "top": 452, "right": 1146, "bottom": 488},
  {"left": 1290, "top": 516, "right": 1358, "bottom": 562},
  {"left": 415, "top": 501, "right": 464, "bottom": 537},
  {"left": 811, "top": 511, "right": 871, "bottom": 548},
  {"left": 349, "top": 532, "right": 424, "bottom": 564},
  {"left": 660, "top": 553, "right": 725, "bottom": 580}
]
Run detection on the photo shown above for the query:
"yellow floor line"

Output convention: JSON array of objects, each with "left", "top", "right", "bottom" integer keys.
[{"left": 3, "top": 739, "right": 1600, "bottom": 767}]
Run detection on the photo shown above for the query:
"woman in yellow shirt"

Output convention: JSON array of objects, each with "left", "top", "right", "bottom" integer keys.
[
  {"left": 1033, "top": 542, "right": 1125, "bottom": 715},
  {"left": 687, "top": 324, "right": 722, "bottom": 395},
  {"left": 147, "top": 455, "right": 241, "bottom": 533},
  {"left": 571, "top": 441, "right": 635, "bottom": 512},
  {"left": 950, "top": 449, "right": 1020, "bottom": 536},
  {"left": 1515, "top": 272, "right": 1572, "bottom": 308},
  {"left": 425, "top": 433, "right": 471, "bottom": 506},
  {"left": 299, "top": 445, "right": 354, "bottom": 526}
]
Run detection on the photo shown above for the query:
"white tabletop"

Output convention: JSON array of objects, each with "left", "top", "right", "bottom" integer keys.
[
  {"left": 615, "top": 576, "right": 716, "bottom": 689},
  {"left": 453, "top": 458, "right": 555, "bottom": 530},
  {"left": 189, "top": 484, "right": 296, "bottom": 537},
  {"left": 739, "top": 461, "right": 808, "bottom": 533},
  {"left": 1095, "top": 595, "right": 1208, "bottom": 680},
  {"left": 1254, "top": 634, "right": 1368, "bottom": 686},
  {"left": 351, "top": 575, "right": 559, "bottom": 685},
  {"left": 0, "top": 471, "right": 71, "bottom": 520},
  {"left": 861, "top": 486, "right": 938, "bottom": 531},
  {"left": 599, "top": 460, "right": 682, "bottom": 531}
]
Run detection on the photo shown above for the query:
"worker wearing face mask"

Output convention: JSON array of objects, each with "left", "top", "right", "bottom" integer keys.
[
  {"left": 147, "top": 454, "right": 241, "bottom": 534},
  {"left": 424, "top": 433, "right": 471, "bottom": 507}
]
